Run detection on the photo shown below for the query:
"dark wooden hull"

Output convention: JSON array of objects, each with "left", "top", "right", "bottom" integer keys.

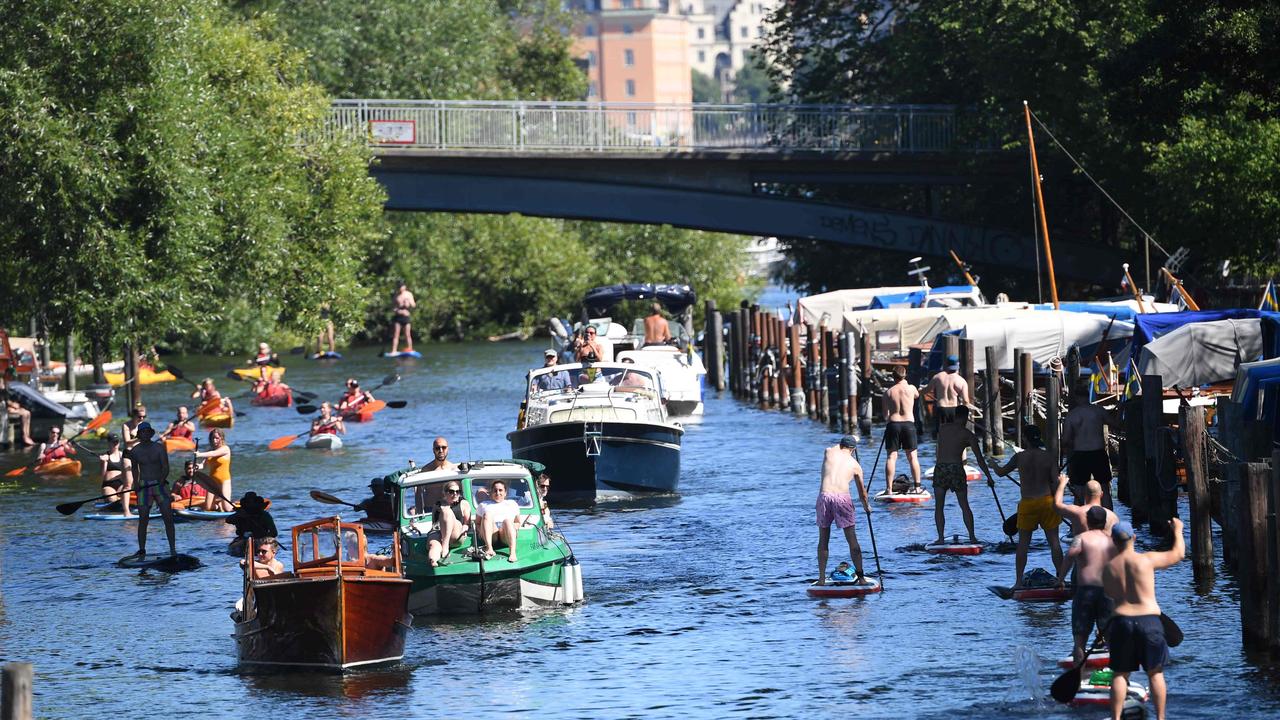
[{"left": 236, "top": 575, "right": 411, "bottom": 670}]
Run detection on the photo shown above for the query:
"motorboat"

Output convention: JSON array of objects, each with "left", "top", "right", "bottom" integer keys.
[
  {"left": 616, "top": 346, "right": 704, "bottom": 416},
  {"left": 508, "top": 362, "right": 682, "bottom": 502},
  {"left": 387, "top": 459, "right": 582, "bottom": 614}
]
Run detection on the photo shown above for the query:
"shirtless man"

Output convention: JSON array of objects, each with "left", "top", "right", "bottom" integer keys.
[
  {"left": 389, "top": 281, "right": 416, "bottom": 354},
  {"left": 642, "top": 303, "right": 672, "bottom": 346},
  {"left": 882, "top": 366, "right": 922, "bottom": 494},
  {"left": 1054, "top": 474, "right": 1117, "bottom": 537},
  {"left": 815, "top": 436, "right": 871, "bottom": 584},
  {"left": 995, "top": 425, "right": 1063, "bottom": 589},
  {"left": 1103, "top": 519, "right": 1183, "bottom": 720},
  {"left": 414, "top": 437, "right": 459, "bottom": 511},
  {"left": 932, "top": 408, "right": 992, "bottom": 545},
  {"left": 1055, "top": 506, "right": 1114, "bottom": 664},
  {"left": 924, "top": 355, "right": 972, "bottom": 436},
  {"left": 124, "top": 423, "right": 178, "bottom": 558},
  {"left": 1062, "top": 394, "right": 1115, "bottom": 508}
]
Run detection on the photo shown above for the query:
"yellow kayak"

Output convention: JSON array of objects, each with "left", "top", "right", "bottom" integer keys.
[
  {"left": 35, "top": 459, "right": 82, "bottom": 477},
  {"left": 232, "top": 366, "right": 285, "bottom": 381},
  {"left": 200, "top": 412, "right": 234, "bottom": 429},
  {"left": 104, "top": 366, "right": 176, "bottom": 387}
]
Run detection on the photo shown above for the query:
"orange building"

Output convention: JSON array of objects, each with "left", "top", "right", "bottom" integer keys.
[{"left": 571, "top": 1, "right": 693, "bottom": 105}]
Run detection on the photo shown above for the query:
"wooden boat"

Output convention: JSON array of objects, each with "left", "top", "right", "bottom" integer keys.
[{"left": 233, "top": 518, "right": 412, "bottom": 671}]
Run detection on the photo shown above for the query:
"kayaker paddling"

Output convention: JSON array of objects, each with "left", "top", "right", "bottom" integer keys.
[
  {"left": 882, "top": 366, "right": 922, "bottom": 494},
  {"left": 171, "top": 460, "right": 208, "bottom": 506},
  {"left": 1055, "top": 506, "right": 1114, "bottom": 665},
  {"left": 815, "top": 436, "right": 871, "bottom": 585},
  {"left": 124, "top": 423, "right": 177, "bottom": 557},
  {"left": 995, "top": 425, "right": 1064, "bottom": 590},
  {"left": 932, "top": 407, "right": 991, "bottom": 545},
  {"left": 310, "top": 402, "right": 346, "bottom": 437},
  {"left": 192, "top": 378, "right": 234, "bottom": 417},
  {"left": 389, "top": 281, "right": 416, "bottom": 355},
  {"left": 158, "top": 406, "right": 195, "bottom": 442},
  {"left": 336, "top": 378, "right": 374, "bottom": 416}
]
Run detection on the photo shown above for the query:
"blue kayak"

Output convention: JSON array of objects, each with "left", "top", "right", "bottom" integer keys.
[{"left": 310, "top": 351, "right": 343, "bottom": 360}]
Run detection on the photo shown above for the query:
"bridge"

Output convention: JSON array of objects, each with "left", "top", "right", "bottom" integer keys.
[{"left": 321, "top": 100, "right": 1119, "bottom": 280}]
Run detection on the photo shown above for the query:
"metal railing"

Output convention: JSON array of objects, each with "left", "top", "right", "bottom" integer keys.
[{"left": 321, "top": 100, "right": 956, "bottom": 153}]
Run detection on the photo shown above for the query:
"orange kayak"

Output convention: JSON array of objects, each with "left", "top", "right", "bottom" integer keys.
[
  {"left": 200, "top": 412, "right": 234, "bottom": 429},
  {"left": 250, "top": 385, "right": 293, "bottom": 407},
  {"left": 35, "top": 459, "right": 82, "bottom": 477},
  {"left": 165, "top": 437, "right": 197, "bottom": 453}
]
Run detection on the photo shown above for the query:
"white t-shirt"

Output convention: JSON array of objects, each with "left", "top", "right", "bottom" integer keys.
[{"left": 479, "top": 499, "right": 520, "bottom": 526}]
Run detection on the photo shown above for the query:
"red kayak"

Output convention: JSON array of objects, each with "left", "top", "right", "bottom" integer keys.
[{"left": 251, "top": 384, "right": 293, "bottom": 408}]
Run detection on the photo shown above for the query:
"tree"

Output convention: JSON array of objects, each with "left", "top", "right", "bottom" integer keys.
[
  {"left": 730, "top": 51, "right": 771, "bottom": 103},
  {"left": 692, "top": 69, "right": 721, "bottom": 103}
]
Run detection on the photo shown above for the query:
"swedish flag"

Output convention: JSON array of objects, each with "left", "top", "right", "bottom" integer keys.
[{"left": 1261, "top": 280, "right": 1279, "bottom": 311}]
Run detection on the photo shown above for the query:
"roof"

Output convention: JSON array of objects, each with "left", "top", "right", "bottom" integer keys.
[
  {"left": 386, "top": 460, "right": 542, "bottom": 489},
  {"left": 583, "top": 284, "right": 696, "bottom": 317}
]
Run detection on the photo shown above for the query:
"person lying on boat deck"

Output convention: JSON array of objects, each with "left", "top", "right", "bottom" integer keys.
[
  {"left": 1103, "top": 519, "right": 1183, "bottom": 720},
  {"left": 355, "top": 478, "right": 397, "bottom": 531},
  {"left": 337, "top": 378, "right": 375, "bottom": 414},
  {"left": 534, "top": 349, "right": 571, "bottom": 391},
  {"left": 193, "top": 428, "right": 234, "bottom": 512},
  {"left": 1055, "top": 505, "right": 1115, "bottom": 665},
  {"left": 478, "top": 480, "right": 525, "bottom": 563},
  {"left": 535, "top": 473, "right": 554, "bottom": 529},
  {"left": 882, "top": 366, "right": 922, "bottom": 495},
  {"left": 426, "top": 481, "right": 472, "bottom": 566},
  {"left": 99, "top": 434, "right": 133, "bottom": 512},
  {"left": 37, "top": 425, "right": 76, "bottom": 464},
  {"left": 171, "top": 460, "right": 208, "bottom": 505},
  {"left": 121, "top": 404, "right": 147, "bottom": 449},
  {"left": 248, "top": 538, "right": 285, "bottom": 579},
  {"left": 816, "top": 436, "right": 871, "bottom": 585},
  {"left": 933, "top": 407, "right": 992, "bottom": 545},
  {"left": 158, "top": 406, "right": 195, "bottom": 441},
  {"left": 124, "top": 422, "right": 178, "bottom": 556},
  {"left": 3, "top": 374, "right": 35, "bottom": 446},
  {"left": 994, "top": 425, "right": 1064, "bottom": 590},
  {"left": 924, "top": 355, "right": 971, "bottom": 437},
  {"left": 1054, "top": 474, "right": 1117, "bottom": 537},
  {"left": 192, "top": 378, "right": 234, "bottom": 416},
  {"left": 1062, "top": 393, "right": 1116, "bottom": 509},
  {"left": 642, "top": 302, "right": 672, "bottom": 346},
  {"left": 572, "top": 325, "right": 603, "bottom": 363},
  {"left": 310, "top": 402, "right": 345, "bottom": 437}
]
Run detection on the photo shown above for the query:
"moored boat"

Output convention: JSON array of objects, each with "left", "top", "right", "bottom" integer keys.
[
  {"left": 233, "top": 518, "right": 411, "bottom": 670},
  {"left": 387, "top": 460, "right": 582, "bottom": 614}
]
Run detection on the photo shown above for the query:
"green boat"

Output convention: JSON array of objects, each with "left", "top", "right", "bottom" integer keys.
[{"left": 384, "top": 459, "right": 583, "bottom": 614}]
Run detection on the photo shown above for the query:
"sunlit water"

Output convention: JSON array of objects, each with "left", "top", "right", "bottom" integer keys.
[{"left": 1, "top": 342, "right": 1275, "bottom": 718}]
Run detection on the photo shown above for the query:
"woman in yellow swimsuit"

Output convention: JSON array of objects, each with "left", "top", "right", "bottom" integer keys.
[{"left": 194, "top": 428, "right": 233, "bottom": 511}]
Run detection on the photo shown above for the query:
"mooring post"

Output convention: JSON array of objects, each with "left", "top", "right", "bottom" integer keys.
[
  {"left": 838, "top": 332, "right": 852, "bottom": 432},
  {"left": 805, "top": 323, "right": 818, "bottom": 419},
  {"left": 1141, "top": 375, "right": 1164, "bottom": 529},
  {"left": 1180, "top": 405, "right": 1213, "bottom": 582},
  {"left": 1122, "top": 398, "right": 1147, "bottom": 523},
  {"left": 816, "top": 322, "right": 829, "bottom": 424},
  {"left": 774, "top": 314, "right": 787, "bottom": 411},
  {"left": 1270, "top": 449, "right": 1280, "bottom": 656},
  {"left": 63, "top": 334, "right": 75, "bottom": 393},
  {"left": 1, "top": 662, "right": 33, "bottom": 720},
  {"left": 858, "top": 331, "right": 873, "bottom": 433},
  {"left": 1239, "top": 462, "right": 1274, "bottom": 651},
  {"left": 738, "top": 307, "right": 750, "bottom": 397},
  {"left": 789, "top": 320, "right": 805, "bottom": 414},
  {"left": 984, "top": 345, "right": 1003, "bottom": 455},
  {"left": 1046, "top": 374, "right": 1061, "bottom": 466},
  {"left": 727, "top": 312, "right": 740, "bottom": 395},
  {"left": 959, "top": 338, "right": 975, "bottom": 405},
  {"left": 844, "top": 332, "right": 858, "bottom": 430},
  {"left": 703, "top": 300, "right": 720, "bottom": 391},
  {"left": 1013, "top": 349, "right": 1026, "bottom": 448}
]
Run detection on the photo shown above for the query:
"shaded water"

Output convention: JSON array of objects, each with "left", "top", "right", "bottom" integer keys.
[{"left": 0, "top": 342, "right": 1275, "bottom": 718}]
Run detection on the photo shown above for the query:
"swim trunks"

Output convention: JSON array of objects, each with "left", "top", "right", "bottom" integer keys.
[
  {"left": 1016, "top": 495, "right": 1062, "bottom": 532},
  {"left": 884, "top": 421, "right": 918, "bottom": 452},
  {"left": 1071, "top": 584, "right": 1114, "bottom": 639},
  {"left": 392, "top": 314, "right": 411, "bottom": 327},
  {"left": 816, "top": 492, "right": 857, "bottom": 529},
  {"left": 932, "top": 462, "right": 968, "bottom": 493},
  {"left": 1107, "top": 614, "right": 1168, "bottom": 673},
  {"left": 1068, "top": 449, "right": 1112, "bottom": 488}
]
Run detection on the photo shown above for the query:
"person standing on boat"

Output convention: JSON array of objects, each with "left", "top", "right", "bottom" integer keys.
[
  {"left": 572, "top": 325, "right": 604, "bottom": 363},
  {"left": 932, "top": 408, "right": 992, "bottom": 545},
  {"left": 1054, "top": 506, "right": 1114, "bottom": 665},
  {"left": 643, "top": 303, "right": 672, "bottom": 346},
  {"left": 389, "top": 280, "right": 416, "bottom": 355},
  {"left": 924, "top": 355, "right": 971, "bottom": 437},
  {"left": 1054, "top": 474, "right": 1117, "bottom": 537},
  {"left": 158, "top": 406, "right": 195, "bottom": 443},
  {"left": 193, "top": 428, "right": 234, "bottom": 512},
  {"left": 1062, "top": 393, "right": 1116, "bottom": 509},
  {"left": 815, "top": 436, "right": 871, "bottom": 585},
  {"left": 414, "top": 437, "right": 459, "bottom": 511},
  {"left": 995, "top": 425, "right": 1064, "bottom": 590},
  {"left": 882, "top": 366, "right": 922, "bottom": 494},
  {"left": 1103, "top": 519, "right": 1183, "bottom": 720},
  {"left": 535, "top": 349, "right": 571, "bottom": 390},
  {"left": 124, "top": 423, "right": 177, "bottom": 558}
]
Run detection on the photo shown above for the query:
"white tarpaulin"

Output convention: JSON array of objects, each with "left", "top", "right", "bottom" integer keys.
[
  {"left": 841, "top": 307, "right": 949, "bottom": 351},
  {"left": 950, "top": 311, "right": 1134, "bottom": 371},
  {"left": 798, "top": 287, "right": 921, "bottom": 326},
  {"left": 916, "top": 305, "right": 1036, "bottom": 346},
  {"left": 1138, "top": 318, "right": 1263, "bottom": 388}
]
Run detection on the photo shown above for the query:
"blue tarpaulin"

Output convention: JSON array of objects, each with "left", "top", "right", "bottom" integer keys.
[
  {"left": 1033, "top": 302, "right": 1142, "bottom": 322},
  {"left": 868, "top": 285, "right": 977, "bottom": 310}
]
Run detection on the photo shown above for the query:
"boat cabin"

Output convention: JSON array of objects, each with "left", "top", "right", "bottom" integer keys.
[{"left": 246, "top": 517, "right": 402, "bottom": 582}]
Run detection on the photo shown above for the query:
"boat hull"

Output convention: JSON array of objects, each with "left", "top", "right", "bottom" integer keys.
[
  {"left": 236, "top": 575, "right": 411, "bottom": 671},
  {"left": 508, "top": 420, "right": 681, "bottom": 502},
  {"left": 405, "top": 556, "right": 580, "bottom": 615}
]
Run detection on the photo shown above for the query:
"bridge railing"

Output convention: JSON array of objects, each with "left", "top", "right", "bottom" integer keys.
[{"left": 322, "top": 100, "right": 955, "bottom": 153}]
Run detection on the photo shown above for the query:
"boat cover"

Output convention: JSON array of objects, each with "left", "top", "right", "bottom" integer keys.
[
  {"left": 1137, "top": 319, "right": 1263, "bottom": 388},
  {"left": 867, "top": 285, "right": 983, "bottom": 309},
  {"left": 798, "top": 286, "right": 921, "bottom": 326},
  {"left": 1031, "top": 300, "right": 1179, "bottom": 322},
  {"left": 929, "top": 311, "right": 1133, "bottom": 372},
  {"left": 1231, "top": 357, "right": 1280, "bottom": 419},
  {"left": 583, "top": 284, "right": 696, "bottom": 317},
  {"left": 5, "top": 382, "right": 70, "bottom": 418},
  {"left": 1130, "top": 309, "right": 1280, "bottom": 361}
]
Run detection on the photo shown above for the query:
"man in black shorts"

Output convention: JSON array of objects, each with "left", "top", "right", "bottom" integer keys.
[
  {"left": 881, "top": 366, "right": 921, "bottom": 494},
  {"left": 1062, "top": 393, "right": 1116, "bottom": 508}
]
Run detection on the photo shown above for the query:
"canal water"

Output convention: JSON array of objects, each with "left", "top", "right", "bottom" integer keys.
[{"left": 0, "top": 342, "right": 1274, "bottom": 718}]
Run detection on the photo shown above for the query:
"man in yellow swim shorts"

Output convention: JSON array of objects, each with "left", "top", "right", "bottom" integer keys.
[{"left": 996, "top": 426, "right": 1063, "bottom": 590}]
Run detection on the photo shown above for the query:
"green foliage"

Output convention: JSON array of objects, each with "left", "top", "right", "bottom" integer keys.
[
  {"left": 692, "top": 70, "right": 721, "bottom": 103},
  {"left": 730, "top": 51, "right": 771, "bottom": 103}
]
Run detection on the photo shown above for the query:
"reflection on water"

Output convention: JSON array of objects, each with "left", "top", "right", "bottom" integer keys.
[{"left": 0, "top": 342, "right": 1276, "bottom": 717}]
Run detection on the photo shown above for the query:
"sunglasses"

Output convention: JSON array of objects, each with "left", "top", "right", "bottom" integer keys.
[
  {"left": 434, "top": 446, "right": 448, "bottom": 451},
  {"left": 537, "top": 483, "right": 550, "bottom": 489},
  {"left": 445, "top": 488, "right": 460, "bottom": 494}
]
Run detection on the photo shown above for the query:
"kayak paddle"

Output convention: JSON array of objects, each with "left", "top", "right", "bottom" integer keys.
[
  {"left": 296, "top": 404, "right": 317, "bottom": 415},
  {"left": 6, "top": 409, "right": 113, "bottom": 477},
  {"left": 1050, "top": 630, "right": 1108, "bottom": 703},
  {"left": 55, "top": 482, "right": 160, "bottom": 516},
  {"left": 1161, "top": 613, "right": 1184, "bottom": 647},
  {"left": 310, "top": 489, "right": 360, "bottom": 509}
]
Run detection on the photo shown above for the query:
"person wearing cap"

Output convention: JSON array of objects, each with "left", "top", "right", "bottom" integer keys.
[
  {"left": 1103, "top": 518, "right": 1183, "bottom": 720},
  {"left": 995, "top": 425, "right": 1064, "bottom": 589},
  {"left": 535, "top": 349, "right": 571, "bottom": 391},
  {"left": 1053, "top": 473, "right": 1117, "bottom": 537},
  {"left": 882, "top": 365, "right": 923, "bottom": 495},
  {"left": 123, "top": 421, "right": 178, "bottom": 558},
  {"left": 1055, "top": 505, "right": 1115, "bottom": 664},
  {"left": 1062, "top": 392, "right": 1117, "bottom": 509},
  {"left": 337, "top": 377, "right": 375, "bottom": 416},
  {"left": 932, "top": 406, "right": 992, "bottom": 545},
  {"left": 924, "top": 354, "right": 972, "bottom": 438},
  {"left": 98, "top": 433, "right": 134, "bottom": 514},
  {"left": 815, "top": 436, "right": 871, "bottom": 585},
  {"left": 355, "top": 477, "right": 397, "bottom": 532}
]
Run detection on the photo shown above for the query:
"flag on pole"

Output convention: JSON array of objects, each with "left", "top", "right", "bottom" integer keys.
[{"left": 1260, "top": 279, "right": 1279, "bottom": 311}]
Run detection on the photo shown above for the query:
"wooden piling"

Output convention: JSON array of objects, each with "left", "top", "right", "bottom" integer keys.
[
  {"left": 1121, "top": 398, "right": 1147, "bottom": 522},
  {"left": 1013, "top": 349, "right": 1027, "bottom": 447},
  {"left": 1141, "top": 375, "right": 1166, "bottom": 529},
  {"left": 727, "top": 312, "right": 740, "bottom": 395},
  {"left": 816, "top": 323, "right": 829, "bottom": 424},
  {"left": 1179, "top": 405, "right": 1213, "bottom": 582},
  {"left": 858, "top": 332, "right": 873, "bottom": 433},
  {"left": 1238, "top": 462, "right": 1274, "bottom": 651},
  {"left": 63, "top": 334, "right": 75, "bottom": 393},
  {"left": 1271, "top": 450, "right": 1280, "bottom": 657},
  {"left": 749, "top": 305, "right": 761, "bottom": 404},
  {"left": 789, "top": 319, "right": 804, "bottom": 414},
  {"left": 805, "top": 323, "right": 818, "bottom": 419},
  {"left": 704, "top": 301, "right": 722, "bottom": 391},
  {"left": 838, "top": 332, "right": 852, "bottom": 432},
  {"left": 844, "top": 332, "right": 857, "bottom": 431},
  {"left": 774, "top": 315, "right": 787, "bottom": 410},
  {"left": 1046, "top": 374, "right": 1061, "bottom": 464},
  {"left": 984, "top": 346, "right": 1003, "bottom": 455},
  {"left": 738, "top": 307, "right": 750, "bottom": 396},
  {"left": 123, "top": 342, "right": 139, "bottom": 410},
  {"left": 959, "top": 338, "right": 975, "bottom": 401},
  {"left": 2, "top": 662, "right": 32, "bottom": 720}
]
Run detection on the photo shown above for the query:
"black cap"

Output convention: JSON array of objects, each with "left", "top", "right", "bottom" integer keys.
[{"left": 839, "top": 436, "right": 858, "bottom": 449}]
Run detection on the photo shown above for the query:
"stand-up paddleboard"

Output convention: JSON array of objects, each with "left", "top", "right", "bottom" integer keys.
[
  {"left": 310, "top": 351, "right": 342, "bottom": 360},
  {"left": 924, "top": 464, "right": 983, "bottom": 483},
  {"left": 116, "top": 553, "right": 201, "bottom": 572},
  {"left": 1058, "top": 653, "right": 1111, "bottom": 670},
  {"left": 305, "top": 433, "right": 343, "bottom": 450},
  {"left": 806, "top": 578, "right": 882, "bottom": 598},
  {"left": 175, "top": 506, "right": 234, "bottom": 521},
  {"left": 926, "top": 537, "right": 983, "bottom": 555},
  {"left": 380, "top": 350, "right": 421, "bottom": 359},
  {"left": 1071, "top": 679, "right": 1148, "bottom": 707},
  {"left": 988, "top": 584, "right": 1073, "bottom": 602},
  {"left": 84, "top": 510, "right": 161, "bottom": 521},
  {"left": 875, "top": 487, "right": 931, "bottom": 504}
]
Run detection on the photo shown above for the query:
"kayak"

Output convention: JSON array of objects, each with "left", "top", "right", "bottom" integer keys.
[
  {"left": 170, "top": 496, "right": 208, "bottom": 510},
  {"left": 116, "top": 553, "right": 201, "bottom": 571},
  {"left": 806, "top": 578, "right": 882, "bottom": 598},
  {"left": 1058, "top": 653, "right": 1111, "bottom": 670},
  {"left": 311, "top": 351, "right": 342, "bottom": 360},
  {"left": 232, "top": 366, "right": 285, "bottom": 381},
  {"left": 380, "top": 350, "right": 421, "bottom": 359},
  {"left": 201, "top": 412, "right": 234, "bottom": 429},
  {"left": 342, "top": 408, "right": 375, "bottom": 423},
  {"left": 988, "top": 584, "right": 1073, "bottom": 602},
  {"left": 84, "top": 510, "right": 161, "bottom": 521},
  {"left": 306, "top": 433, "right": 343, "bottom": 450},
  {"left": 926, "top": 539, "right": 983, "bottom": 556},
  {"left": 874, "top": 488, "right": 931, "bottom": 504},
  {"left": 165, "top": 437, "right": 197, "bottom": 453},
  {"left": 250, "top": 386, "right": 293, "bottom": 407},
  {"left": 924, "top": 464, "right": 984, "bottom": 483},
  {"left": 104, "top": 366, "right": 176, "bottom": 387},
  {"left": 35, "top": 459, "right": 82, "bottom": 477}
]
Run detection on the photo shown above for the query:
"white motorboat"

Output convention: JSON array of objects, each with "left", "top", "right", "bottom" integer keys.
[{"left": 616, "top": 346, "right": 704, "bottom": 416}]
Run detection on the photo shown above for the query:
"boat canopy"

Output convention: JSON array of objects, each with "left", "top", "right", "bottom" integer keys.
[
  {"left": 867, "top": 285, "right": 983, "bottom": 310},
  {"left": 929, "top": 311, "right": 1133, "bottom": 372},
  {"left": 798, "top": 286, "right": 922, "bottom": 326},
  {"left": 1131, "top": 309, "right": 1280, "bottom": 362},
  {"left": 1031, "top": 299, "right": 1179, "bottom": 322},
  {"left": 1137, "top": 318, "right": 1265, "bottom": 388},
  {"left": 583, "top": 284, "right": 696, "bottom": 318},
  {"left": 1232, "top": 357, "right": 1280, "bottom": 423},
  {"left": 5, "top": 382, "right": 69, "bottom": 417}
]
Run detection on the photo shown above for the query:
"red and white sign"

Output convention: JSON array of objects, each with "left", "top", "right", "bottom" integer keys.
[{"left": 369, "top": 119, "right": 416, "bottom": 145}]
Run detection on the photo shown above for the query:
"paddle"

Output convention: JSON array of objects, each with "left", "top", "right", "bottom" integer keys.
[
  {"left": 6, "top": 410, "right": 113, "bottom": 477},
  {"left": 1050, "top": 630, "right": 1108, "bottom": 703},
  {"left": 864, "top": 505, "right": 884, "bottom": 590},
  {"left": 310, "top": 489, "right": 360, "bottom": 509},
  {"left": 1161, "top": 613, "right": 1184, "bottom": 647},
  {"left": 296, "top": 404, "right": 317, "bottom": 415},
  {"left": 981, "top": 464, "right": 1012, "bottom": 540},
  {"left": 55, "top": 482, "right": 160, "bottom": 516},
  {"left": 268, "top": 416, "right": 337, "bottom": 450}
]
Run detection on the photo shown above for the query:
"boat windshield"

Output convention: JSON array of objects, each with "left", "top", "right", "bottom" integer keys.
[
  {"left": 530, "top": 366, "right": 657, "bottom": 395},
  {"left": 404, "top": 482, "right": 450, "bottom": 520}
]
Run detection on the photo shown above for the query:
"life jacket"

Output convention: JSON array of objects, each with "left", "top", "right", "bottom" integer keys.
[
  {"left": 169, "top": 423, "right": 193, "bottom": 439},
  {"left": 42, "top": 441, "right": 70, "bottom": 462},
  {"left": 340, "top": 389, "right": 366, "bottom": 412}
]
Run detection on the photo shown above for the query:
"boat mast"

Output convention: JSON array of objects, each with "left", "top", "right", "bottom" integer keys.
[
  {"left": 1160, "top": 267, "right": 1201, "bottom": 310},
  {"left": 1122, "top": 263, "right": 1148, "bottom": 313},
  {"left": 1023, "top": 101, "right": 1060, "bottom": 309},
  {"left": 948, "top": 249, "right": 978, "bottom": 287}
]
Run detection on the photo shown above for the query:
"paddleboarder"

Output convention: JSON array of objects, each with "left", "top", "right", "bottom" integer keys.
[
  {"left": 1055, "top": 506, "right": 1114, "bottom": 664},
  {"left": 389, "top": 280, "right": 416, "bottom": 355},
  {"left": 124, "top": 422, "right": 178, "bottom": 559},
  {"left": 924, "top": 354, "right": 971, "bottom": 437},
  {"left": 1053, "top": 474, "right": 1117, "bottom": 536},
  {"left": 995, "top": 425, "right": 1063, "bottom": 590},
  {"left": 1062, "top": 394, "right": 1116, "bottom": 508},
  {"left": 882, "top": 366, "right": 922, "bottom": 494},
  {"left": 1103, "top": 519, "right": 1184, "bottom": 720},
  {"left": 932, "top": 407, "right": 992, "bottom": 545},
  {"left": 815, "top": 436, "right": 871, "bottom": 585}
]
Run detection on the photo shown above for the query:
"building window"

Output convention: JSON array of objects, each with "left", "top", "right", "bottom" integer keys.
[
  {"left": 623, "top": 23, "right": 633, "bottom": 35},
  {"left": 624, "top": 49, "right": 635, "bottom": 66},
  {"left": 587, "top": 51, "right": 597, "bottom": 67},
  {"left": 697, "top": 27, "right": 705, "bottom": 39},
  {"left": 625, "top": 79, "right": 636, "bottom": 97},
  {"left": 756, "top": 26, "right": 763, "bottom": 37},
  {"left": 621, "top": 0, "right": 634, "bottom": 7},
  {"left": 584, "top": 24, "right": 595, "bottom": 37},
  {"left": 697, "top": 50, "right": 705, "bottom": 62},
  {"left": 627, "top": 111, "right": 638, "bottom": 126},
  {"left": 740, "top": 26, "right": 748, "bottom": 38},
  {"left": 588, "top": 81, "right": 598, "bottom": 97}
]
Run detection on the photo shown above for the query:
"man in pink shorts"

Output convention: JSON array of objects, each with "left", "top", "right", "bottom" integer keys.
[{"left": 816, "top": 436, "right": 872, "bottom": 584}]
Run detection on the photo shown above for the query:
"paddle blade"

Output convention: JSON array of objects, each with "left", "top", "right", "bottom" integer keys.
[
  {"left": 382, "top": 373, "right": 400, "bottom": 386},
  {"left": 268, "top": 434, "right": 300, "bottom": 451},
  {"left": 1003, "top": 513, "right": 1019, "bottom": 538},
  {"left": 166, "top": 364, "right": 186, "bottom": 380},
  {"left": 225, "top": 370, "right": 242, "bottom": 381},
  {"left": 295, "top": 405, "right": 317, "bottom": 415},
  {"left": 1161, "top": 613, "right": 1184, "bottom": 647},
  {"left": 294, "top": 390, "right": 318, "bottom": 400},
  {"left": 84, "top": 410, "right": 113, "bottom": 432},
  {"left": 55, "top": 499, "right": 86, "bottom": 515},
  {"left": 309, "top": 489, "right": 354, "bottom": 507},
  {"left": 385, "top": 400, "right": 407, "bottom": 409},
  {"left": 289, "top": 346, "right": 306, "bottom": 355},
  {"left": 5, "top": 465, "right": 29, "bottom": 477},
  {"left": 364, "top": 400, "right": 387, "bottom": 414},
  {"left": 1049, "top": 663, "right": 1084, "bottom": 703}
]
